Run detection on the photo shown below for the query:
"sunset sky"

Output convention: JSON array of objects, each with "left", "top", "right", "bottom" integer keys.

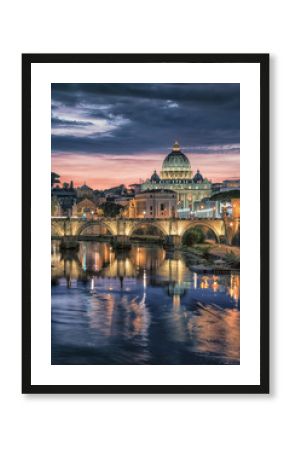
[{"left": 51, "top": 83, "right": 240, "bottom": 189}]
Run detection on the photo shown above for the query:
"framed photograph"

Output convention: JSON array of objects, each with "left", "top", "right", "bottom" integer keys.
[{"left": 22, "top": 53, "right": 269, "bottom": 394}]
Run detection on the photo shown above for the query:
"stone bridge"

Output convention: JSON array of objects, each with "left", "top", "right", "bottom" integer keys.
[{"left": 51, "top": 216, "right": 240, "bottom": 246}]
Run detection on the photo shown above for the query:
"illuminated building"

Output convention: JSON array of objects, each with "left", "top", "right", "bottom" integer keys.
[
  {"left": 72, "top": 197, "right": 101, "bottom": 219},
  {"left": 193, "top": 197, "right": 240, "bottom": 219},
  {"left": 127, "top": 189, "right": 177, "bottom": 218},
  {"left": 51, "top": 183, "right": 76, "bottom": 216},
  {"left": 141, "top": 142, "right": 212, "bottom": 217},
  {"left": 76, "top": 182, "right": 94, "bottom": 200},
  {"left": 51, "top": 195, "right": 62, "bottom": 216},
  {"left": 193, "top": 199, "right": 220, "bottom": 218}
]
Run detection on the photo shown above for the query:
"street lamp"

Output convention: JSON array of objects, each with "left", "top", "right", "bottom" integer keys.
[
  {"left": 143, "top": 210, "right": 146, "bottom": 218},
  {"left": 91, "top": 210, "right": 94, "bottom": 220}
]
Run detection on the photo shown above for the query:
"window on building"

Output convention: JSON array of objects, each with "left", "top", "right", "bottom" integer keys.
[{"left": 160, "top": 203, "right": 164, "bottom": 211}]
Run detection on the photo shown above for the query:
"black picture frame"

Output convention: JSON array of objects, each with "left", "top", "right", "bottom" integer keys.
[{"left": 22, "top": 53, "right": 269, "bottom": 394}]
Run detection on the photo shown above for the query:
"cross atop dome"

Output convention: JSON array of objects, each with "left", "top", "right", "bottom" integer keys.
[{"left": 172, "top": 141, "right": 181, "bottom": 152}]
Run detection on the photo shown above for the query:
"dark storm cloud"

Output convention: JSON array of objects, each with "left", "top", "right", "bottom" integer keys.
[
  {"left": 52, "top": 117, "right": 94, "bottom": 127},
  {"left": 51, "top": 83, "right": 240, "bottom": 155}
]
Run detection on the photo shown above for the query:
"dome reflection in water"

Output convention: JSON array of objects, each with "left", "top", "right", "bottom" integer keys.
[{"left": 51, "top": 241, "right": 240, "bottom": 365}]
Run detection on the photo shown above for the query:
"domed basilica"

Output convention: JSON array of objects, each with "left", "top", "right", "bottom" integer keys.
[{"left": 141, "top": 142, "right": 212, "bottom": 215}]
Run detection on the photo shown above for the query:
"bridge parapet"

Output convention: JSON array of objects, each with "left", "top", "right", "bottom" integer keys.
[{"left": 51, "top": 216, "right": 239, "bottom": 246}]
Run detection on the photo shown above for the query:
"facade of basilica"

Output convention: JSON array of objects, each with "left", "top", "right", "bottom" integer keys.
[{"left": 141, "top": 142, "right": 212, "bottom": 214}]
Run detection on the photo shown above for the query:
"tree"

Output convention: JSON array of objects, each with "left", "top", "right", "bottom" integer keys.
[
  {"left": 183, "top": 228, "right": 205, "bottom": 246},
  {"left": 210, "top": 189, "right": 240, "bottom": 201},
  {"left": 51, "top": 172, "right": 60, "bottom": 187},
  {"left": 101, "top": 201, "right": 124, "bottom": 218}
]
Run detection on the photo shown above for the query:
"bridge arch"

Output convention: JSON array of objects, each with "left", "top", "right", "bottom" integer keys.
[
  {"left": 181, "top": 222, "right": 220, "bottom": 244},
  {"left": 51, "top": 221, "right": 65, "bottom": 237},
  {"left": 76, "top": 220, "right": 115, "bottom": 237},
  {"left": 128, "top": 221, "right": 168, "bottom": 238}
]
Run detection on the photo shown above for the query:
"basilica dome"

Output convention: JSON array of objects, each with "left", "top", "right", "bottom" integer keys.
[
  {"left": 160, "top": 142, "right": 192, "bottom": 180},
  {"left": 193, "top": 169, "right": 204, "bottom": 184}
]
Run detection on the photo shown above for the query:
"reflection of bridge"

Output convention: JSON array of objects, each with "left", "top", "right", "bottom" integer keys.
[{"left": 51, "top": 217, "right": 240, "bottom": 246}]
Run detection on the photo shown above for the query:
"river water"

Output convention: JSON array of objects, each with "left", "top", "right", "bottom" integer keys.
[{"left": 51, "top": 241, "right": 240, "bottom": 365}]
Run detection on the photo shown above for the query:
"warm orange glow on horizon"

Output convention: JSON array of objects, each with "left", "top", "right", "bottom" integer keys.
[{"left": 51, "top": 152, "right": 240, "bottom": 190}]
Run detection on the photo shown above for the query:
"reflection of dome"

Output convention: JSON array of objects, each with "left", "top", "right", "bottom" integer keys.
[
  {"left": 150, "top": 170, "right": 160, "bottom": 183},
  {"left": 160, "top": 142, "right": 192, "bottom": 180},
  {"left": 193, "top": 169, "right": 204, "bottom": 184}
]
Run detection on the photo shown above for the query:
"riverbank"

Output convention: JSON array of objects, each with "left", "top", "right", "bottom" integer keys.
[{"left": 180, "top": 242, "right": 240, "bottom": 272}]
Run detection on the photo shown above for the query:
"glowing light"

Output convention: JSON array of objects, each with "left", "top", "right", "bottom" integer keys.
[
  {"left": 212, "top": 280, "right": 219, "bottom": 293},
  {"left": 201, "top": 276, "right": 209, "bottom": 289},
  {"left": 193, "top": 272, "right": 198, "bottom": 289},
  {"left": 143, "top": 270, "right": 147, "bottom": 289}
]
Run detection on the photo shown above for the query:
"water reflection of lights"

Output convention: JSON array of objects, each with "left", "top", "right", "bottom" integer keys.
[
  {"left": 87, "top": 293, "right": 115, "bottom": 336},
  {"left": 118, "top": 294, "right": 150, "bottom": 339},
  {"left": 212, "top": 280, "right": 219, "bottom": 293},
  {"left": 140, "top": 292, "right": 146, "bottom": 305},
  {"left": 186, "top": 307, "right": 240, "bottom": 360},
  {"left": 52, "top": 241, "right": 240, "bottom": 304},
  {"left": 158, "top": 257, "right": 190, "bottom": 283},
  {"left": 193, "top": 272, "right": 197, "bottom": 289},
  {"left": 82, "top": 247, "right": 87, "bottom": 271},
  {"left": 173, "top": 294, "right": 180, "bottom": 311},
  {"left": 137, "top": 246, "right": 140, "bottom": 269},
  {"left": 94, "top": 252, "right": 100, "bottom": 271},
  {"left": 52, "top": 241, "right": 240, "bottom": 364},
  {"left": 229, "top": 274, "right": 240, "bottom": 301},
  {"left": 200, "top": 276, "right": 209, "bottom": 289},
  {"left": 143, "top": 270, "right": 147, "bottom": 289},
  {"left": 130, "top": 246, "right": 166, "bottom": 272}
]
